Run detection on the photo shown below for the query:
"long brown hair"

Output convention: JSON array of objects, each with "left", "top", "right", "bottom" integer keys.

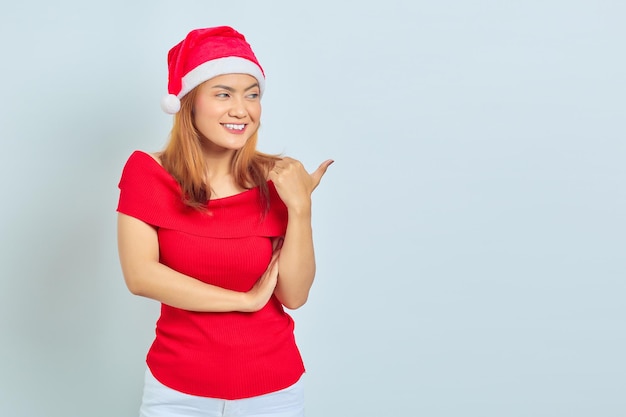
[{"left": 160, "top": 86, "right": 280, "bottom": 212}]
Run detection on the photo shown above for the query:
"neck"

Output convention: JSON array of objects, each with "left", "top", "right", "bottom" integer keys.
[
  {"left": 200, "top": 148, "right": 248, "bottom": 199},
  {"left": 200, "top": 146, "right": 236, "bottom": 180},
  {"left": 203, "top": 155, "right": 233, "bottom": 181}
]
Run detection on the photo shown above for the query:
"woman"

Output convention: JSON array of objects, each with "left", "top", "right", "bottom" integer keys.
[{"left": 117, "top": 26, "right": 332, "bottom": 417}]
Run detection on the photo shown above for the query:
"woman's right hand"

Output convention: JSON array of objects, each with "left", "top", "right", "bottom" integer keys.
[{"left": 242, "top": 250, "right": 280, "bottom": 312}]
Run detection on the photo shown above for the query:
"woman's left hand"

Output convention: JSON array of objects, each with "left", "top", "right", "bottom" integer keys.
[{"left": 268, "top": 157, "right": 333, "bottom": 211}]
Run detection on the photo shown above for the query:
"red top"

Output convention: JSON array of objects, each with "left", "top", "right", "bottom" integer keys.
[{"left": 117, "top": 151, "right": 305, "bottom": 400}]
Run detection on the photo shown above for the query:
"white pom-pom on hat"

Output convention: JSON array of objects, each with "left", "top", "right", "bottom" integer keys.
[{"left": 161, "top": 94, "right": 181, "bottom": 114}]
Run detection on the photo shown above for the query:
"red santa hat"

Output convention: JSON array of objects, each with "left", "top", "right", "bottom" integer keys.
[{"left": 160, "top": 26, "right": 265, "bottom": 114}]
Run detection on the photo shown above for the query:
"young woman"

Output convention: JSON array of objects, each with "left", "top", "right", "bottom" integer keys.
[{"left": 116, "top": 26, "right": 332, "bottom": 417}]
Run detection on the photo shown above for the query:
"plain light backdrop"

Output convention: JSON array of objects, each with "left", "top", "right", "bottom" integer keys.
[{"left": 1, "top": 1, "right": 624, "bottom": 416}]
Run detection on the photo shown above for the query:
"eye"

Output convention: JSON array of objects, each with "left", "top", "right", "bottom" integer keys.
[
  {"left": 246, "top": 92, "right": 260, "bottom": 99},
  {"left": 216, "top": 92, "right": 230, "bottom": 98}
]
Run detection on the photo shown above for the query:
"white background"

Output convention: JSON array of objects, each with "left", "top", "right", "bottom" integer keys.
[{"left": 1, "top": 1, "right": 624, "bottom": 416}]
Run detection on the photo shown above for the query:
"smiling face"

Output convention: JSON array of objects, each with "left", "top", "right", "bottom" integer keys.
[{"left": 193, "top": 73, "right": 262, "bottom": 155}]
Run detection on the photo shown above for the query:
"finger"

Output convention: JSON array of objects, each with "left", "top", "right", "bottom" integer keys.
[
  {"left": 267, "top": 167, "right": 281, "bottom": 184},
  {"left": 268, "top": 257, "right": 280, "bottom": 280},
  {"left": 269, "top": 248, "right": 281, "bottom": 265},
  {"left": 268, "top": 162, "right": 286, "bottom": 182},
  {"left": 310, "top": 159, "right": 334, "bottom": 189},
  {"left": 272, "top": 237, "right": 284, "bottom": 251},
  {"left": 273, "top": 158, "right": 290, "bottom": 170}
]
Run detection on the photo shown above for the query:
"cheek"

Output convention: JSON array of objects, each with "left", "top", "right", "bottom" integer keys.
[
  {"left": 193, "top": 102, "right": 220, "bottom": 126},
  {"left": 192, "top": 111, "right": 219, "bottom": 139},
  {"left": 250, "top": 104, "right": 262, "bottom": 121},
  {"left": 193, "top": 94, "right": 223, "bottom": 117}
]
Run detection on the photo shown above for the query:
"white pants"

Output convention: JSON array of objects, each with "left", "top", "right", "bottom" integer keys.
[{"left": 139, "top": 368, "right": 305, "bottom": 417}]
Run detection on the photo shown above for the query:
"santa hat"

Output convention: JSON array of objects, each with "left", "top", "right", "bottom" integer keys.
[{"left": 160, "top": 26, "right": 265, "bottom": 114}]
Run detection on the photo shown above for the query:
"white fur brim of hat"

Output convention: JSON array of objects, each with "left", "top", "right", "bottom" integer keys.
[{"left": 161, "top": 56, "right": 266, "bottom": 114}]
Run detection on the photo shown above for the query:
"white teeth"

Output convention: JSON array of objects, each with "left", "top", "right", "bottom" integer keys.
[{"left": 223, "top": 123, "right": 245, "bottom": 130}]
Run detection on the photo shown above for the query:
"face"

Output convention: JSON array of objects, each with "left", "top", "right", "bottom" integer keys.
[{"left": 193, "top": 73, "right": 261, "bottom": 154}]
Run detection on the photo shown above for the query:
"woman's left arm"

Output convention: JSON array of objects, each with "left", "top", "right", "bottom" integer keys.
[{"left": 268, "top": 157, "right": 333, "bottom": 309}]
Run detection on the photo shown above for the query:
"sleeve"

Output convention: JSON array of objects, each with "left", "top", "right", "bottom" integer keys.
[{"left": 117, "top": 151, "right": 183, "bottom": 228}]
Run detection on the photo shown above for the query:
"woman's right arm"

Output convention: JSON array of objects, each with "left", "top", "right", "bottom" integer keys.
[{"left": 117, "top": 213, "right": 277, "bottom": 313}]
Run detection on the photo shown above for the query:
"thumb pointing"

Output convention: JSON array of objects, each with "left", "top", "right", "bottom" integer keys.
[{"left": 311, "top": 159, "right": 334, "bottom": 190}]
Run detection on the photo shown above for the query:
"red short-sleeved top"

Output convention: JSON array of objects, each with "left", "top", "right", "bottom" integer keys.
[{"left": 117, "top": 151, "right": 305, "bottom": 400}]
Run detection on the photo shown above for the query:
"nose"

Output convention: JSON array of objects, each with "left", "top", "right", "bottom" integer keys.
[{"left": 228, "top": 98, "right": 247, "bottom": 118}]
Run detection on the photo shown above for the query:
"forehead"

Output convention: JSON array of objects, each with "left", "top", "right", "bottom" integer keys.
[{"left": 204, "top": 73, "right": 259, "bottom": 88}]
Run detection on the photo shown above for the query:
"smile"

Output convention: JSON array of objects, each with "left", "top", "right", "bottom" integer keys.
[{"left": 222, "top": 123, "right": 246, "bottom": 131}]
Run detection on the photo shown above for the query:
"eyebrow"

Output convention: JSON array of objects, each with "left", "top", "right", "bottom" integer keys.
[{"left": 211, "top": 82, "right": 259, "bottom": 92}]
